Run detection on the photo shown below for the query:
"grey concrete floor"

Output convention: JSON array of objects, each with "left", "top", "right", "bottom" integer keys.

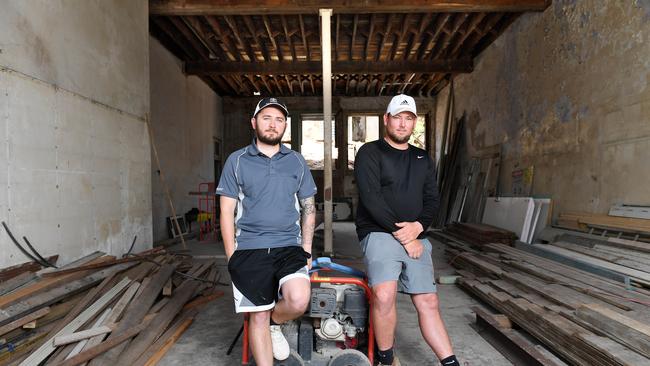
[{"left": 159, "top": 223, "right": 511, "bottom": 366}]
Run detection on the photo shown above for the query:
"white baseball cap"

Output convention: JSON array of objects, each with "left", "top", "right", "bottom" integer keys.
[{"left": 386, "top": 94, "right": 417, "bottom": 117}]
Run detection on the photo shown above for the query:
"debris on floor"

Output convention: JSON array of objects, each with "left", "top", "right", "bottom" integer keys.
[
  {"left": 0, "top": 247, "right": 223, "bottom": 365},
  {"left": 432, "top": 226, "right": 650, "bottom": 365}
]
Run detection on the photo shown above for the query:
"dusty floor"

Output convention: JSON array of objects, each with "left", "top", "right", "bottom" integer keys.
[{"left": 159, "top": 222, "right": 512, "bottom": 366}]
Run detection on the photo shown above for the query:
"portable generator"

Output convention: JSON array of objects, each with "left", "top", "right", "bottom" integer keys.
[{"left": 242, "top": 257, "right": 374, "bottom": 366}]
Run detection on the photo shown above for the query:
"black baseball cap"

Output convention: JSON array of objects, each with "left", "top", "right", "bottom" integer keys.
[{"left": 253, "top": 97, "right": 289, "bottom": 118}]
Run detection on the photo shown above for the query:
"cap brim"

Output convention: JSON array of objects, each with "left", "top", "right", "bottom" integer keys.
[
  {"left": 388, "top": 107, "right": 417, "bottom": 117},
  {"left": 255, "top": 103, "right": 288, "bottom": 117}
]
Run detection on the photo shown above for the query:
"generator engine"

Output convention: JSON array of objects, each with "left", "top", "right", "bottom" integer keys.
[{"left": 308, "top": 284, "right": 368, "bottom": 357}]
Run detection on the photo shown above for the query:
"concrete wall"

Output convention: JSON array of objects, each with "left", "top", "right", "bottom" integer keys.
[
  {"left": 150, "top": 38, "right": 222, "bottom": 241},
  {"left": 436, "top": 0, "right": 650, "bottom": 216},
  {"left": 0, "top": 1, "right": 151, "bottom": 267}
]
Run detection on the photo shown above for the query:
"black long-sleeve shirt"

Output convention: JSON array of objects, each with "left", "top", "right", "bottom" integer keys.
[{"left": 354, "top": 139, "right": 440, "bottom": 241}]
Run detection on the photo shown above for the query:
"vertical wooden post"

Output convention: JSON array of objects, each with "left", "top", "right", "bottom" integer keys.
[{"left": 320, "top": 9, "right": 334, "bottom": 255}]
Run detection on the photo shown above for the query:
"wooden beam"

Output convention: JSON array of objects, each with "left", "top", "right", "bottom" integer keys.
[
  {"left": 376, "top": 14, "right": 394, "bottom": 61},
  {"left": 185, "top": 59, "right": 473, "bottom": 74},
  {"left": 364, "top": 14, "right": 375, "bottom": 61},
  {"left": 262, "top": 15, "right": 282, "bottom": 61},
  {"left": 403, "top": 13, "right": 431, "bottom": 60},
  {"left": 350, "top": 14, "right": 358, "bottom": 61},
  {"left": 243, "top": 15, "right": 270, "bottom": 61},
  {"left": 280, "top": 15, "right": 297, "bottom": 61},
  {"left": 223, "top": 15, "right": 256, "bottom": 62},
  {"left": 204, "top": 16, "right": 241, "bottom": 61},
  {"left": 390, "top": 13, "right": 408, "bottom": 60},
  {"left": 150, "top": 0, "right": 552, "bottom": 15},
  {"left": 298, "top": 14, "right": 310, "bottom": 61}
]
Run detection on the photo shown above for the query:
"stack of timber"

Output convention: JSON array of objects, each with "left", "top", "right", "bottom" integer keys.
[
  {"left": 443, "top": 236, "right": 650, "bottom": 366},
  {"left": 557, "top": 211, "right": 650, "bottom": 242},
  {"left": 445, "top": 222, "right": 517, "bottom": 247},
  {"left": 544, "top": 234, "right": 650, "bottom": 288},
  {"left": 0, "top": 248, "right": 223, "bottom": 365}
]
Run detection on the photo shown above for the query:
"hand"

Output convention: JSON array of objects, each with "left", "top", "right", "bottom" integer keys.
[
  {"left": 403, "top": 240, "right": 424, "bottom": 259},
  {"left": 393, "top": 221, "right": 424, "bottom": 245},
  {"left": 307, "top": 257, "right": 312, "bottom": 270}
]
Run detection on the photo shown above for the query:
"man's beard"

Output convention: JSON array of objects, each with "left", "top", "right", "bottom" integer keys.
[
  {"left": 386, "top": 129, "right": 411, "bottom": 144},
  {"left": 256, "top": 128, "right": 284, "bottom": 145}
]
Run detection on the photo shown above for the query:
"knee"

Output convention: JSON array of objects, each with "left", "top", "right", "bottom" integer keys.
[
  {"left": 285, "top": 290, "right": 310, "bottom": 313},
  {"left": 372, "top": 287, "right": 396, "bottom": 309},
  {"left": 415, "top": 293, "right": 440, "bottom": 313},
  {"left": 249, "top": 311, "right": 271, "bottom": 327}
]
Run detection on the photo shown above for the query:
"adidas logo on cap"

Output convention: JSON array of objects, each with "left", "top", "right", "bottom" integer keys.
[{"left": 387, "top": 94, "right": 417, "bottom": 117}]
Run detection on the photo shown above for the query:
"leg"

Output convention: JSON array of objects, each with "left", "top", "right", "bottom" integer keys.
[
  {"left": 372, "top": 280, "right": 398, "bottom": 351},
  {"left": 272, "top": 276, "right": 311, "bottom": 323},
  {"left": 248, "top": 310, "right": 273, "bottom": 366},
  {"left": 411, "top": 293, "right": 453, "bottom": 360}
]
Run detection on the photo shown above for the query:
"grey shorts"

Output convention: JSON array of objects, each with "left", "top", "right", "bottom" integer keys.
[{"left": 360, "top": 232, "right": 436, "bottom": 294}]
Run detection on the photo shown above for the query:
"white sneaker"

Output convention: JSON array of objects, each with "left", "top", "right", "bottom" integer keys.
[{"left": 270, "top": 325, "right": 290, "bottom": 360}]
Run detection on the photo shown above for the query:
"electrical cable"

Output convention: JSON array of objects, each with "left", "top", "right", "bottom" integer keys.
[
  {"left": 1, "top": 221, "right": 50, "bottom": 268},
  {"left": 22, "top": 236, "right": 57, "bottom": 268}
]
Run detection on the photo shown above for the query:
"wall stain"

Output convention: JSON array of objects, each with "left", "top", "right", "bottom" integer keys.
[
  {"left": 637, "top": 0, "right": 650, "bottom": 22},
  {"left": 555, "top": 95, "right": 574, "bottom": 123}
]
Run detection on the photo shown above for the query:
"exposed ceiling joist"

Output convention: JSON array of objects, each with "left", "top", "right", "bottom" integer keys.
[
  {"left": 185, "top": 59, "right": 473, "bottom": 75},
  {"left": 150, "top": 0, "right": 551, "bottom": 15}
]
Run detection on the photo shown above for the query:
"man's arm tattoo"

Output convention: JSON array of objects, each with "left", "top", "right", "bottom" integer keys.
[
  {"left": 300, "top": 196, "right": 316, "bottom": 216},
  {"left": 300, "top": 196, "right": 316, "bottom": 250}
]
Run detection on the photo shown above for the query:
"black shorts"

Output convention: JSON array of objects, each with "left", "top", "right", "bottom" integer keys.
[{"left": 228, "top": 246, "right": 311, "bottom": 313}]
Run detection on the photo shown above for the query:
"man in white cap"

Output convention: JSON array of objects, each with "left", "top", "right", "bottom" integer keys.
[
  {"left": 354, "top": 94, "right": 459, "bottom": 366},
  {"left": 218, "top": 97, "right": 317, "bottom": 365}
]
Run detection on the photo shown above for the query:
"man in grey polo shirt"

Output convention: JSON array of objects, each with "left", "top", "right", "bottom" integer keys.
[{"left": 217, "top": 97, "right": 317, "bottom": 365}]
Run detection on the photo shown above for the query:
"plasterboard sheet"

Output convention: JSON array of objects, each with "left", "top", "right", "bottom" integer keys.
[{"left": 482, "top": 197, "right": 535, "bottom": 240}]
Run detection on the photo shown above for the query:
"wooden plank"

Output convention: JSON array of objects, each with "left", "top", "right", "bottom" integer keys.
[
  {"left": 0, "top": 272, "right": 37, "bottom": 296},
  {"left": 0, "top": 307, "right": 49, "bottom": 337},
  {"left": 182, "top": 290, "right": 224, "bottom": 311},
  {"left": 472, "top": 305, "right": 567, "bottom": 366},
  {"left": 539, "top": 245, "right": 650, "bottom": 285},
  {"left": 162, "top": 278, "right": 172, "bottom": 297},
  {"left": 608, "top": 237, "right": 650, "bottom": 253},
  {"left": 0, "top": 263, "right": 134, "bottom": 327},
  {"left": 553, "top": 241, "right": 650, "bottom": 273},
  {"left": 86, "top": 264, "right": 176, "bottom": 366},
  {"left": 0, "top": 256, "right": 114, "bottom": 309},
  {"left": 575, "top": 303, "right": 650, "bottom": 357},
  {"left": 150, "top": 0, "right": 551, "bottom": 15},
  {"left": 50, "top": 320, "right": 150, "bottom": 366},
  {"left": 18, "top": 277, "right": 132, "bottom": 366},
  {"left": 0, "top": 255, "right": 58, "bottom": 282},
  {"left": 115, "top": 279, "right": 203, "bottom": 365},
  {"left": 64, "top": 307, "right": 112, "bottom": 362},
  {"left": 54, "top": 326, "right": 113, "bottom": 347},
  {"left": 132, "top": 315, "right": 195, "bottom": 366},
  {"left": 68, "top": 281, "right": 141, "bottom": 363},
  {"left": 0, "top": 322, "right": 56, "bottom": 365},
  {"left": 40, "top": 256, "right": 149, "bottom": 278}
]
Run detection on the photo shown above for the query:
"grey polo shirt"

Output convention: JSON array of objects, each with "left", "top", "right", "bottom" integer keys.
[{"left": 216, "top": 140, "right": 317, "bottom": 250}]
